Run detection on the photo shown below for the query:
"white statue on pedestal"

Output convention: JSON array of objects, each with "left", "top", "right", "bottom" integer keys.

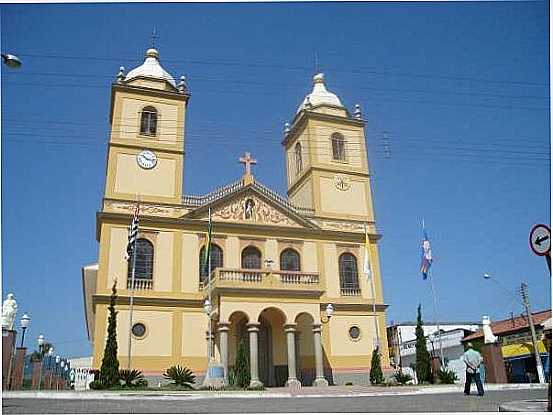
[
  {"left": 2, "top": 293, "right": 18, "bottom": 330},
  {"left": 482, "top": 315, "right": 498, "bottom": 344}
]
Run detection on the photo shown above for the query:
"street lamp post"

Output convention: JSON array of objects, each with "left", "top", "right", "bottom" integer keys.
[
  {"left": 55, "top": 356, "right": 61, "bottom": 390},
  {"left": 19, "top": 313, "right": 30, "bottom": 348},
  {"left": 203, "top": 299, "right": 213, "bottom": 361},
  {"left": 37, "top": 335, "right": 45, "bottom": 391}
]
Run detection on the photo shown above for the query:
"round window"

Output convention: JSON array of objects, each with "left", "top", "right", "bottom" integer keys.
[
  {"left": 349, "top": 326, "right": 361, "bottom": 340},
  {"left": 131, "top": 323, "right": 146, "bottom": 338}
]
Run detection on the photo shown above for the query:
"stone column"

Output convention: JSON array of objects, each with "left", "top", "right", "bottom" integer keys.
[
  {"left": 10, "top": 347, "right": 26, "bottom": 390},
  {"left": 284, "top": 323, "right": 301, "bottom": 389},
  {"left": 2, "top": 329, "right": 16, "bottom": 390},
  {"left": 31, "top": 361, "right": 42, "bottom": 390},
  {"left": 312, "top": 324, "right": 328, "bottom": 387},
  {"left": 218, "top": 321, "right": 230, "bottom": 383},
  {"left": 247, "top": 323, "right": 263, "bottom": 388}
]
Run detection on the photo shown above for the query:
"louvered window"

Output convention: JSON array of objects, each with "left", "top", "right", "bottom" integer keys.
[
  {"left": 140, "top": 106, "right": 158, "bottom": 136},
  {"left": 128, "top": 238, "right": 154, "bottom": 280}
]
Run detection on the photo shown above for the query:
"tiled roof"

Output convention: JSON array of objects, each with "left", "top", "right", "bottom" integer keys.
[{"left": 462, "top": 309, "right": 551, "bottom": 342}]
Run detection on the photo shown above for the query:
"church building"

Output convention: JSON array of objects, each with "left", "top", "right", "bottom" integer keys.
[{"left": 82, "top": 47, "right": 390, "bottom": 387}]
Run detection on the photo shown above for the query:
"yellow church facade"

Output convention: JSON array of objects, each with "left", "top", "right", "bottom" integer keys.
[{"left": 82, "top": 47, "right": 390, "bottom": 387}]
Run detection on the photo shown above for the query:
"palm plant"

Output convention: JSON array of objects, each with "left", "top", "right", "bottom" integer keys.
[
  {"left": 437, "top": 369, "right": 458, "bottom": 384},
  {"left": 119, "top": 369, "right": 146, "bottom": 387},
  {"left": 163, "top": 365, "right": 196, "bottom": 389},
  {"left": 393, "top": 370, "right": 413, "bottom": 385}
]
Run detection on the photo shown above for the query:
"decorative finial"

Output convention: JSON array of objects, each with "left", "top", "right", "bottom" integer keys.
[
  {"left": 284, "top": 122, "right": 291, "bottom": 136},
  {"left": 151, "top": 26, "right": 158, "bottom": 49},
  {"left": 354, "top": 104, "right": 362, "bottom": 119},
  {"left": 178, "top": 75, "right": 187, "bottom": 93},
  {"left": 116, "top": 66, "right": 125, "bottom": 83},
  {"left": 315, "top": 52, "right": 320, "bottom": 74}
]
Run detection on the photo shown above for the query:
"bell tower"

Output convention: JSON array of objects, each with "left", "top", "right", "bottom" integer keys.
[
  {"left": 103, "top": 48, "right": 190, "bottom": 207},
  {"left": 283, "top": 73, "right": 375, "bottom": 224}
]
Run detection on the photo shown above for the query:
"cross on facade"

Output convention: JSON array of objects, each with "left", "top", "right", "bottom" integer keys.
[{"left": 239, "top": 152, "right": 257, "bottom": 177}]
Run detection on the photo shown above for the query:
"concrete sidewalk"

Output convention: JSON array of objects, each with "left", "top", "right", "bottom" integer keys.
[{"left": 2, "top": 383, "right": 547, "bottom": 401}]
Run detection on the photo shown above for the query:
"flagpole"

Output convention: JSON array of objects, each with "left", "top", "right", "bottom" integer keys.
[
  {"left": 127, "top": 202, "right": 139, "bottom": 371},
  {"left": 365, "top": 224, "right": 380, "bottom": 350},
  {"left": 428, "top": 267, "right": 445, "bottom": 367},
  {"left": 208, "top": 205, "right": 212, "bottom": 362}
]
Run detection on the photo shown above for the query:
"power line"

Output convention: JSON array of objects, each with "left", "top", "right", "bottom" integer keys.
[{"left": 15, "top": 52, "right": 550, "bottom": 87}]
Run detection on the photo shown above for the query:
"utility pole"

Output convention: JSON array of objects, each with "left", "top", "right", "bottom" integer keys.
[{"left": 520, "top": 282, "right": 545, "bottom": 383}]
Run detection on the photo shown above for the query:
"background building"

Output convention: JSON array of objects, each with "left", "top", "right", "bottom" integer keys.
[
  {"left": 387, "top": 321, "right": 480, "bottom": 383},
  {"left": 462, "top": 310, "right": 551, "bottom": 383}
]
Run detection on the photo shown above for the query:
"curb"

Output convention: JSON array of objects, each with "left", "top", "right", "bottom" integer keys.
[{"left": 2, "top": 383, "right": 547, "bottom": 401}]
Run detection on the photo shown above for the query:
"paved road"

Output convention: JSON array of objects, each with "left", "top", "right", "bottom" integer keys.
[{"left": 2, "top": 389, "right": 547, "bottom": 413}]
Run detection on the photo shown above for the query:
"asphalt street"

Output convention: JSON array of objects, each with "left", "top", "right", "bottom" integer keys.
[{"left": 2, "top": 389, "right": 547, "bottom": 413}]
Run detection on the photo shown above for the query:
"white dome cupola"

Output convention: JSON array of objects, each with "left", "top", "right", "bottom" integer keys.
[
  {"left": 124, "top": 48, "right": 177, "bottom": 88},
  {"left": 297, "top": 73, "right": 343, "bottom": 113}
]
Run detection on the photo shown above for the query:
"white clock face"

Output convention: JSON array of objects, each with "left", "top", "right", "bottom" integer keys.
[{"left": 137, "top": 150, "right": 157, "bottom": 170}]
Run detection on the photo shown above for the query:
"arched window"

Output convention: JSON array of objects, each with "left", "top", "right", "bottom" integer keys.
[
  {"left": 128, "top": 238, "right": 154, "bottom": 280},
  {"left": 140, "top": 106, "right": 158, "bottom": 136},
  {"left": 294, "top": 142, "right": 303, "bottom": 175},
  {"left": 280, "top": 248, "right": 301, "bottom": 271},
  {"left": 199, "top": 243, "right": 224, "bottom": 282},
  {"left": 339, "top": 253, "right": 359, "bottom": 290},
  {"left": 331, "top": 133, "right": 346, "bottom": 161},
  {"left": 241, "top": 246, "right": 262, "bottom": 269}
]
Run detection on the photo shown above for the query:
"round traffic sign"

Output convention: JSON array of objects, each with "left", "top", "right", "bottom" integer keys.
[{"left": 529, "top": 224, "right": 551, "bottom": 256}]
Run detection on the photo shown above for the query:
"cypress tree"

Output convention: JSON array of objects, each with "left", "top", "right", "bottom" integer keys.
[
  {"left": 99, "top": 280, "right": 120, "bottom": 387},
  {"left": 369, "top": 347, "right": 384, "bottom": 385},
  {"left": 234, "top": 338, "right": 250, "bottom": 388},
  {"left": 415, "top": 304, "right": 431, "bottom": 383}
]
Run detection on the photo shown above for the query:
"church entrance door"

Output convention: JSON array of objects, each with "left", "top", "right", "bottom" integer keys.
[{"left": 258, "top": 316, "right": 274, "bottom": 386}]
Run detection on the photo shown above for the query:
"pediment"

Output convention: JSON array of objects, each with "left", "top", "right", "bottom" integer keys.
[{"left": 184, "top": 185, "right": 317, "bottom": 229}]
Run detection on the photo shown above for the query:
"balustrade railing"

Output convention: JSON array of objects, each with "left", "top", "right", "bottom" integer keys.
[
  {"left": 127, "top": 279, "right": 153, "bottom": 290},
  {"left": 340, "top": 287, "right": 361, "bottom": 296},
  {"left": 200, "top": 268, "right": 320, "bottom": 291}
]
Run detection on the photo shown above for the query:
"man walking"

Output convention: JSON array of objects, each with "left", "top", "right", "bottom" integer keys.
[{"left": 463, "top": 342, "right": 484, "bottom": 396}]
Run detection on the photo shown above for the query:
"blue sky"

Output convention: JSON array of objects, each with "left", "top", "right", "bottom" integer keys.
[{"left": 1, "top": 2, "right": 550, "bottom": 358}]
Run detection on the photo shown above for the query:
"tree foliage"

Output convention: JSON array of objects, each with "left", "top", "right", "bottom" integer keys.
[
  {"left": 415, "top": 304, "right": 432, "bottom": 383},
  {"left": 369, "top": 347, "right": 384, "bottom": 384},
  {"left": 99, "top": 280, "right": 120, "bottom": 387},
  {"left": 234, "top": 338, "right": 250, "bottom": 388}
]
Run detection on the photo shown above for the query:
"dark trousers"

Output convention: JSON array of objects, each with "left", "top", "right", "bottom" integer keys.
[{"left": 464, "top": 371, "right": 484, "bottom": 396}]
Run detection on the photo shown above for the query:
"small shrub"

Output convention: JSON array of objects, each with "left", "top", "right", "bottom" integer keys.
[
  {"left": 369, "top": 348, "right": 384, "bottom": 385},
  {"left": 437, "top": 369, "right": 458, "bottom": 384},
  {"left": 119, "top": 369, "right": 146, "bottom": 388},
  {"left": 89, "top": 380, "right": 105, "bottom": 390},
  {"left": 227, "top": 367, "right": 236, "bottom": 387},
  {"left": 393, "top": 370, "right": 413, "bottom": 385},
  {"left": 163, "top": 365, "right": 196, "bottom": 389},
  {"left": 234, "top": 339, "right": 250, "bottom": 388}
]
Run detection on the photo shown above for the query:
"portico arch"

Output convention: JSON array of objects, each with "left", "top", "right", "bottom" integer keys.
[
  {"left": 295, "top": 312, "right": 316, "bottom": 385},
  {"left": 257, "top": 307, "right": 287, "bottom": 386},
  {"left": 228, "top": 311, "right": 250, "bottom": 371}
]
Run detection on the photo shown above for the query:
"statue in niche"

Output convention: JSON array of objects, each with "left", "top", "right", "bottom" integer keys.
[{"left": 244, "top": 198, "right": 255, "bottom": 220}]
